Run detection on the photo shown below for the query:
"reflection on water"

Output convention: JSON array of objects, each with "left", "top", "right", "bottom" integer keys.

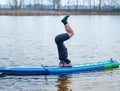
[
  {"left": 56, "top": 75, "right": 72, "bottom": 91},
  {"left": 0, "top": 15, "right": 120, "bottom": 91}
]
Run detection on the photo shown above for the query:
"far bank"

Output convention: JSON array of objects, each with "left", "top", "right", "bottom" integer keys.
[{"left": 0, "top": 9, "right": 120, "bottom": 16}]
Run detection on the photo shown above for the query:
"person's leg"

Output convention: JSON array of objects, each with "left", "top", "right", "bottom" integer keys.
[
  {"left": 61, "top": 16, "right": 74, "bottom": 37},
  {"left": 55, "top": 33, "right": 71, "bottom": 66},
  {"left": 60, "top": 16, "right": 74, "bottom": 66},
  {"left": 55, "top": 16, "right": 74, "bottom": 66}
]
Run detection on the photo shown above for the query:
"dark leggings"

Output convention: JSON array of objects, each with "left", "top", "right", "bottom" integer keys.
[{"left": 55, "top": 33, "right": 71, "bottom": 64}]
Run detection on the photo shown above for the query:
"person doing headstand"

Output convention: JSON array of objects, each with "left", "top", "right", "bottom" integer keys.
[{"left": 55, "top": 16, "right": 74, "bottom": 67}]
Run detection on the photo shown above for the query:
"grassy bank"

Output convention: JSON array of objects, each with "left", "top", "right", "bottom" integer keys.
[{"left": 0, "top": 9, "right": 120, "bottom": 16}]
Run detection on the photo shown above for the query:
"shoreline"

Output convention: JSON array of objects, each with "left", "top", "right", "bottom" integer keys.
[{"left": 0, "top": 9, "right": 120, "bottom": 16}]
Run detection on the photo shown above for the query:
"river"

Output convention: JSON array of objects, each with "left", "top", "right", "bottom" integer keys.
[{"left": 0, "top": 15, "right": 120, "bottom": 91}]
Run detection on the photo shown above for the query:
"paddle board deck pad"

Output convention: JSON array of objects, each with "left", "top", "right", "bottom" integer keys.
[{"left": 0, "top": 60, "right": 119, "bottom": 75}]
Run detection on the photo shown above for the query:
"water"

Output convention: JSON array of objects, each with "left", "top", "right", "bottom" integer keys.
[{"left": 0, "top": 15, "right": 120, "bottom": 91}]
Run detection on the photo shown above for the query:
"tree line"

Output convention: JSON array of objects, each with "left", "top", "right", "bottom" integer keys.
[{"left": 5, "top": 0, "right": 120, "bottom": 11}]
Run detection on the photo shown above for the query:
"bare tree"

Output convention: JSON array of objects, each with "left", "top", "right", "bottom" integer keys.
[
  {"left": 89, "top": 0, "right": 91, "bottom": 9},
  {"left": 7, "top": 0, "right": 23, "bottom": 9},
  {"left": 40, "top": 0, "right": 43, "bottom": 9},
  {"left": 5, "top": 0, "right": 120, "bottom": 10},
  {"left": 67, "top": 0, "right": 70, "bottom": 10},
  {"left": 93, "top": 0, "right": 96, "bottom": 9},
  {"left": 13, "top": 0, "right": 18, "bottom": 9},
  {"left": 99, "top": 0, "right": 102, "bottom": 11},
  {"left": 7, "top": 0, "right": 12, "bottom": 8},
  {"left": 53, "top": 0, "right": 61, "bottom": 10},
  {"left": 83, "top": 0, "right": 85, "bottom": 9},
  {"left": 19, "top": 0, "right": 24, "bottom": 9},
  {"left": 75, "top": 0, "right": 79, "bottom": 9},
  {"left": 111, "top": 0, "right": 120, "bottom": 9}
]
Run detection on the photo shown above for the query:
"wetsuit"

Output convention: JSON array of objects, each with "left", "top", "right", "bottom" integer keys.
[{"left": 55, "top": 33, "right": 71, "bottom": 64}]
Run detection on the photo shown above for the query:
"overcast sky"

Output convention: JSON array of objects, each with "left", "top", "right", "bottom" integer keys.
[
  {"left": 0, "top": 0, "right": 101, "bottom": 5},
  {"left": 0, "top": 0, "right": 79, "bottom": 5},
  {"left": 0, "top": 0, "right": 6, "bottom": 4},
  {"left": 0, "top": 0, "right": 68, "bottom": 5}
]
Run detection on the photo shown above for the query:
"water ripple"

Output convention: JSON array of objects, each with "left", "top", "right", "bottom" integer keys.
[{"left": 0, "top": 16, "right": 120, "bottom": 91}]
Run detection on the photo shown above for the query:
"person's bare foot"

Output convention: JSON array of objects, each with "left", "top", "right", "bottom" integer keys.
[
  {"left": 62, "top": 61, "right": 72, "bottom": 67},
  {"left": 63, "top": 63, "right": 72, "bottom": 67},
  {"left": 59, "top": 61, "right": 63, "bottom": 66}
]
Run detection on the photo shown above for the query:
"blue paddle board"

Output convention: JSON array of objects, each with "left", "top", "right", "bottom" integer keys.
[{"left": 0, "top": 60, "right": 119, "bottom": 75}]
